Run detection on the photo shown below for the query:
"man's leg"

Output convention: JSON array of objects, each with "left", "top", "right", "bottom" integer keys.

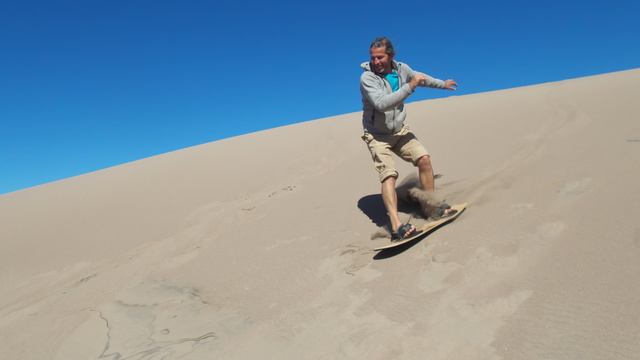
[
  {"left": 362, "top": 131, "right": 416, "bottom": 238},
  {"left": 416, "top": 155, "right": 435, "bottom": 192},
  {"left": 395, "top": 130, "right": 435, "bottom": 192},
  {"left": 382, "top": 176, "right": 415, "bottom": 237},
  {"left": 416, "top": 155, "right": 455, "bottom": 216}
]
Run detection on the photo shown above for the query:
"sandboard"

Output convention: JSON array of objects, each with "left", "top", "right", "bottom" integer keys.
[{"left": 373, "top": 203, "right": 467, "bottom": 251}]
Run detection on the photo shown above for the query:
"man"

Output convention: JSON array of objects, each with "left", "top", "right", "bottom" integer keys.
[{"left": 360, "top": 37, "right": 457, "bottom": 241}]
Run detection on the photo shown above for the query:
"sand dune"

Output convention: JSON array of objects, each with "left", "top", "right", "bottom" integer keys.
[{"left": 1, "top": 69, "right": 639, "bottom": 359}]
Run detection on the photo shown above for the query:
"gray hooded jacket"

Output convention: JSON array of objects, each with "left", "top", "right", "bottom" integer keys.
[{"left": 360, "top": 60, "right": 446, "bottom": 135}]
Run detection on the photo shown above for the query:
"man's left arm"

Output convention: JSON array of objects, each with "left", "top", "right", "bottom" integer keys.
[{"left": 412, "top": 72, "right": 458, "bottom": 91}]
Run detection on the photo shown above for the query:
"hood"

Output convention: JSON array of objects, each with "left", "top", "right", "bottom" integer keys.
[{"left": 361, "top": 61, "right": 372, "bottom": 71}]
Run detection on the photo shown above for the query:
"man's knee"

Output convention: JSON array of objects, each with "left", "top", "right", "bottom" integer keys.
[
  {"left": 381, "top": 174, "right": 398, "bottom": 185},
  {"left": 379, "top": 169, "right": 398, "bottom": 183},
  {"left": 416, "top": 155, "right": 432, "bottom": 169}
]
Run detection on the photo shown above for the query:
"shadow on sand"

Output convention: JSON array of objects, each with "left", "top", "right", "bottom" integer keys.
[
  {"left": 357, "top": 192, "right": 426, "bottom": 260},
  {"left": 357, "top": 193, "right": 423, "bottom": 229}
]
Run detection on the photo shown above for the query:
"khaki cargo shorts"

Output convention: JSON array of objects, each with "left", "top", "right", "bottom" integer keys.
[{"left": 361, "top": 125, "right": 429, "bottom": 182}]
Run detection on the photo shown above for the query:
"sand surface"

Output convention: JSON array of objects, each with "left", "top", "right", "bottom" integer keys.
[{"left": 1, "top": 69, "right": 640, "bottom": 359}]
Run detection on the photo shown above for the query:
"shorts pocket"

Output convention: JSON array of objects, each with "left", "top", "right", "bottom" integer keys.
[{"left": 361, "top": 132, "right": 374, "bottom": 144}]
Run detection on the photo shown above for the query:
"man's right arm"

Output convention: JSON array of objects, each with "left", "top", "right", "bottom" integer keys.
[{"left": 360, "top": 72, "right": 412, "bottom": 111}]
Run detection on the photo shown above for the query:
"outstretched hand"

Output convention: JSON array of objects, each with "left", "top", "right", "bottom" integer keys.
[{"left": 444, "top": 79, "right": 458, "bottom": 90}]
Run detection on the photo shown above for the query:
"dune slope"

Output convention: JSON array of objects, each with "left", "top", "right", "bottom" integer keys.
[{"left": 1, "top": 69, "right": 639, "bottom": 359}]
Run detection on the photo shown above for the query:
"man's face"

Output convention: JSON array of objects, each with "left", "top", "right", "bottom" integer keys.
[{"left": 370, "top": 46, "right": 394, "bottom": 74}]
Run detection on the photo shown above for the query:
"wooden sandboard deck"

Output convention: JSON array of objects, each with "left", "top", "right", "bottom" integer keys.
[{"left": 373, "top": 203, "right": 467, "bottom": 251}]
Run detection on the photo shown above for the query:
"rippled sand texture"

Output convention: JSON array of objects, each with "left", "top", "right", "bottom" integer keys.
[{"left": 1, "top": 69, "right": 639, "bottom": 359}]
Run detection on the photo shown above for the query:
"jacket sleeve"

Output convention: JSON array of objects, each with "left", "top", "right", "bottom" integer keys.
[
  {"left": 417, "top": 73, "right": 447, "bottom": 89},
  {"left": 360, "top": 72, "right": 413, "bottom": 111},
  {"left": 402, "top": 62, "right": 447, "bottom": 89}
]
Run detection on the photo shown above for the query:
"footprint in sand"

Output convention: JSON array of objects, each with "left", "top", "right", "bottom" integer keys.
[
  {"left": 74, "top": 273, "right": 98, "bottom": 287},
  {"left": 238, "top": 185, "right": 297, "bottom": 213},
  {"left": 532, "top": 222, "right": 565, "bottom": 245},
  {"left": 340, "top": 245, "right": 377, "bottom": 276},
  {"left": 506, "top": 203, "right": 534, "bottom": 216},
  {"left": 418, "top": 253, "right": 462, "bottom": 293},
  {"left": 556, "top": 177, "right": 592, "bottom": 197},
  {"left": 268, "top": 185, "right": 296, "bottom": 198},
  {"left": 451, "top": 289, "right": 533, "bottom": 322},
  {"left": 317, "top": 244, "right": 378, "bottom": 279},
  {"left": 463, "top": 247, "right": 518, "bottom": 283}
]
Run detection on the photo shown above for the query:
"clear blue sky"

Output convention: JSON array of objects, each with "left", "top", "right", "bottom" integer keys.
[{"left": 1, "top": 0, "right": 638, "bottom": 194}]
